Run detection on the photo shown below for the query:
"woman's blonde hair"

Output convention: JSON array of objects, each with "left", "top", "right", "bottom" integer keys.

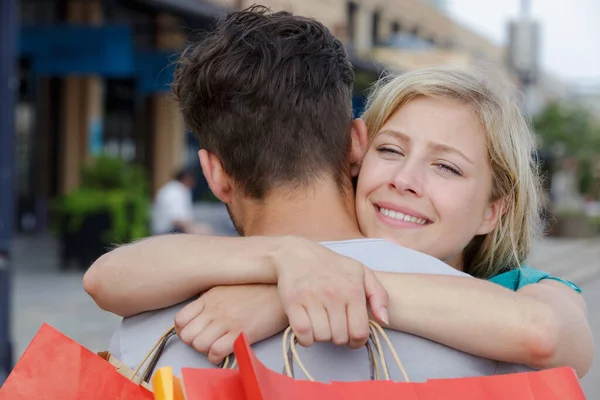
[{"left": 361, "top": 64, "right": 543, "bottom": 279}]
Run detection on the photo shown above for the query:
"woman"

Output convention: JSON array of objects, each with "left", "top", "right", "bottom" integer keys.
[{"left": 85, "top": 65, "right": 593, "bottom": 377}]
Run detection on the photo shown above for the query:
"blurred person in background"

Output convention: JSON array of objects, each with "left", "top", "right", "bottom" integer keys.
[{"left": 151, "top": 168, "right": 212, "bottom": 235}]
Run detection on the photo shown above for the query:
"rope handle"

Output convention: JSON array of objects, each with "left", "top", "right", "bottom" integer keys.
[
  {"left": 129, "top": 324, "right": 236, "bottom": 385},
  {"left": 130, "top": 326, "right": 177, "bottom": 384},
  {"left": 282, "top": 320, "right": 409, "bottom": 382},
  {"left": 130, "top": 321, "right": 408, "bottom": 384},
  {"left": 220, "top": 354, "right": 237, "bottom": 369}
]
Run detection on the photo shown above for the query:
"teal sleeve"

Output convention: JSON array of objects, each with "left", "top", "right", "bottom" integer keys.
[{"left": 488, "top": 266, "right": 582, "bottom": 293}]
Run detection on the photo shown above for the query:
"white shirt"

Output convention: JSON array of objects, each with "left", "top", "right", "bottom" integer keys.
[{"left": 151, "top": 180, "right": 194, "bottom": 234}]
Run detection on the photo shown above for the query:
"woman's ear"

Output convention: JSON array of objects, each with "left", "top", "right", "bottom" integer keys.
[{"left": 477, "top": 197, "right": 507, "bottom": 235}]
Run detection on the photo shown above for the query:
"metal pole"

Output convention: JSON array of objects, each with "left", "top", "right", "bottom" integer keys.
[
  {"left": 0, "top": 0, "right": 18, "bottom": 384},
  {"left": 520, "top": 0, "right": 532, "bottom": 17}
]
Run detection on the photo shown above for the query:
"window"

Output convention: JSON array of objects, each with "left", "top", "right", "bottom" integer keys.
[
  {"left": 347, "top": 1, "right": 358, "bottom": 45},
  {"left": 372, "top": 11, "right": 380, "bottom": 46}
]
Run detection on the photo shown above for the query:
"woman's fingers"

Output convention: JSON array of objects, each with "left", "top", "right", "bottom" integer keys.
[
  {"left": 191, "top": 321, "right": 229, "bottom": 356},
  {"left": 174, "top": 298, "right": 205, "bottom": 334},
  {"left": 207, "top": 331, "right": 239, "bottom": 365},
  {"left": 287, "top": 303, "right": 315, "bottom": 347},
  {"left": 178, "top": 311, "right": 211, "bottom": 346},
  {"left": 327, "top": 301, "right": 350, "bottom": 346},
  {"left": 305, "top": 303, "right": 331, "bottom": 343},
  {"left": 363, "top": 268, "right": 390, "bottom": 325},
  {"left": 346, "top": 298, "right": 371, "bottom": 349}
]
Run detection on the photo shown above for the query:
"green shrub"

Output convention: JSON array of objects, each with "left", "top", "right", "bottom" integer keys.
[{"left": 54, "top": 156, "right": 150, "bottom": 244}]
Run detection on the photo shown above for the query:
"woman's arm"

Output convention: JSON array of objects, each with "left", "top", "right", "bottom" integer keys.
[
  {"left": 85, "top": 234, "right": 593, "bottom": 376},
  {"left": 266, "top": 247, "right": 593, "bottom": 377},
  {"left": 83, "top": 234, "right": 284, "bottom": 316},
  {"left": 166, "top": 257, "right": 593, "bottom": 377},
  {"left": 83, "top": 234, "right": 388, "bottom": 328},
  {"left": 371, "top": 272, "right": 593, "bottom": 377}
]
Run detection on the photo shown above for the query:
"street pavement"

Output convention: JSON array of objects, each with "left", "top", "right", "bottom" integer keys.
[{"left": 6, "top": 205, "right": 600, "bottom": 395}]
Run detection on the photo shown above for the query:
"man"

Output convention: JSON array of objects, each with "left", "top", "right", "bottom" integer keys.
[
  {"left": 85, "top": 6, "right": 529, "bottom": 382},
  {"left": 151, "top": 168, "right": 213, "bottom": 235}
]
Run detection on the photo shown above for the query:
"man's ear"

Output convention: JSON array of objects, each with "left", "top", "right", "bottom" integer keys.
[
  {"left": 198, "top": 149, "right": 233, "bottom": 204},
  {"left": 349, "top": 118, "right": 369, "bottom": 177},
  {"left": 477, "top": 197, "right": 507, "bottom": 235}
]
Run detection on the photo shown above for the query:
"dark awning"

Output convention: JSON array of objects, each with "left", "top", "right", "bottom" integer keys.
[
  {"left": 346, "top": 47, "right": 386, "bottom": 75},
  {"left": 135, "top": 0, "right": 228, "bottom": 19}
]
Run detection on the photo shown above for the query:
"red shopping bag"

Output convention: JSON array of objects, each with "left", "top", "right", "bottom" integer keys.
[
  {"left": 0, "top": 323, "right": 154, "bottom": 400},
  {"left": 180, "top": 330, "right": 586, "bottom": 400}
]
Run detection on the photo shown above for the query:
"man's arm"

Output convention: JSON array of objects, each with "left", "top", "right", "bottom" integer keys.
[{"left": 83, "top": 234, "right": 282, "bottom": 316}]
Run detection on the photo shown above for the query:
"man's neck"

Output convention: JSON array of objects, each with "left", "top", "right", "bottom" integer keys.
[{"left": 241, "top": 182, "right": 364, "bottom": 242}]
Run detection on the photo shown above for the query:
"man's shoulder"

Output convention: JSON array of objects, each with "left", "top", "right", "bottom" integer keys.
[
  {"left": 319, "top": 238, "right": 468, "bottom": 277},
  {"left": 110, "top": 302, "right": 191, "bottom": 370}
]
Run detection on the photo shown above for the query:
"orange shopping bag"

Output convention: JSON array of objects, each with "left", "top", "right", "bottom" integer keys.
[
  {"left": 175, "top": 321, "right": 586, "bottom": 400},
  {"left": 0, "top": 323, "right": 173, "bottom": 400}
]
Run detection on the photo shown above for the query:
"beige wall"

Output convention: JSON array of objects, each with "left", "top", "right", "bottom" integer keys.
[
  {"left": 151, "top": 14, "right": 188, "bottom": 195},
  {"left": 212, "top": 0, "right": 504, "bottom": 67},
  {"left": 59, "top": 0, "right": 104, "bottom": 194},
  {"left": 374, "top": 47, "right": 472, "bottom": 71}
]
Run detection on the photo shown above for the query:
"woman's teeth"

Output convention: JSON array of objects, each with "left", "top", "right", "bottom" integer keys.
[{"left": 379, "top": 207, "right": 428, "bottom": 225}]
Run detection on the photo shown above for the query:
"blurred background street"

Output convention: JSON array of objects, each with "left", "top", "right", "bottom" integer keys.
[{"left": 1, "top": 0, "right": 599, "bottom": 396}]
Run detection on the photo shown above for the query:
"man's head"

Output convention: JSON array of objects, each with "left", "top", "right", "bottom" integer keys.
[
  {"left": 174, "top": 168, "right": 195, "bottom": 189},
  {"left": 172, "top": 6, "right": 367, "bottom": 234}
]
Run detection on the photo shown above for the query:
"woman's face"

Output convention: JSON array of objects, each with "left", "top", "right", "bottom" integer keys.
[{"left": 355, "top": 96, "right": 503, "bottom": 268}]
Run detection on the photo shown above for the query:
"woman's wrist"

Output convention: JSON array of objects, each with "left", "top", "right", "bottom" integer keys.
[{"left": 266, "top": 235, "right": 312, "bottom": 282}]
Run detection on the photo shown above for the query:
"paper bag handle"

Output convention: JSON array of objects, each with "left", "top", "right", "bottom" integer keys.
[
  {"left": 282, "top": 320, "right": 409, "bottom": 382},
  {"left": 130, "top": 326, "right": 177, "bottom": 384},
  {"left": 139, "top": 322, "right": 409, "bottom": 383}
]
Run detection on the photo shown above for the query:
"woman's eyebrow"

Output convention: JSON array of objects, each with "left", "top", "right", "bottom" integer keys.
[{"left": 378, "top": 129, "right": 473, "bottom": 164}]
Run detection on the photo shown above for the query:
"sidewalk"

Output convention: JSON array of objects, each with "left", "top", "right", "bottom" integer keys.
[
  {"left": 527, "top": 237, "right": 600, "bottom": 286},
  {"left": 11, "top": 234, "right": 120, "bottom": 359}
]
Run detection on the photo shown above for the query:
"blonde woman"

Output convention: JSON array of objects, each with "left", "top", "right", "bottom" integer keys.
[{"left": 85, "top": 65, "right": 593, "bottom": 377}]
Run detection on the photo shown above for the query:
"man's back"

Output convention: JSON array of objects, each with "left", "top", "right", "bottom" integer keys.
[{"left": 110, "top": 239, "right": 531, "bottom": 382}]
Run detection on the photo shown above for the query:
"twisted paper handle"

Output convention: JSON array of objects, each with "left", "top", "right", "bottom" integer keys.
[
  {"left": 282, "top": 320, "right": 409, "bottom": 382},
  {"left": 130, "top": 326, "right": 177, "bottom": 384},
  {"left": 133, "top": 321, "right": 408, "bottom": 384}
]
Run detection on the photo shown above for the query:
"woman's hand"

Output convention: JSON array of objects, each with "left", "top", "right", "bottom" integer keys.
[
  {"left": 175, "top": 284, "right": 287, "bottom": 364},
  {"left": 273, "top": 237, "right": 390, "bottom": 349}
]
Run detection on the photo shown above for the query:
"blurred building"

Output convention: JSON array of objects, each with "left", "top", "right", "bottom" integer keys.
[
  {"left": 16, "top": 0, "right": 224, "bottom": 231},
  {"left": 12, "top": 0, "right": 524, "bottom": 232}
]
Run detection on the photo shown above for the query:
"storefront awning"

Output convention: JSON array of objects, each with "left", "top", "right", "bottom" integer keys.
[
  {"left": 134, "top": 0, "right": 228, "bottom": 19},
  {"left": 346, "top": 47, "right": 386, "bottom": 75}
]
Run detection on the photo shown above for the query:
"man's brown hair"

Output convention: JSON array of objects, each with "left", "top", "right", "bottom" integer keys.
[{"left": 172, "top": 5, "right": 355, "bottom": 199}]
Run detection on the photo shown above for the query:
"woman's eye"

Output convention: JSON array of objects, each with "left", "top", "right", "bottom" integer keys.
[
  {"left": 376, "top": 146, "right": 403, "bottom": 155},
  {"left": 437, "top": 163, "right": 462, "bottom": 176}
]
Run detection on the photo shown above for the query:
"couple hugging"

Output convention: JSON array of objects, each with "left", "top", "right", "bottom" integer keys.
[{"left": 83, "top": 5, "right": 593, "bottom": 384}]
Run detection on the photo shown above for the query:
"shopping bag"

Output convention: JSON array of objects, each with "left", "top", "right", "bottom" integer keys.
[
  {"left": 151, "top": 367, "right": 185, "bottom": 400},
  {"left": 153, "top": 341, "right": 243, "bottom": 400},
  {"left": 179, "top": 321, "right": 415, "bottom": 400},
  {"left": 177, "top": 320, "right": 586, "bottom": 400},
  {"left": 0, "top": 323, "right": 175, "bottom": 400}
]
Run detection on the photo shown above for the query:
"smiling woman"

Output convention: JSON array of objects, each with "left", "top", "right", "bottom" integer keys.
[
  {"left": 358, "top": 66, "right": 541, "bottom": 279},
  {"left": 357, "top": 98, "right": 498, "bottom": 269}
]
